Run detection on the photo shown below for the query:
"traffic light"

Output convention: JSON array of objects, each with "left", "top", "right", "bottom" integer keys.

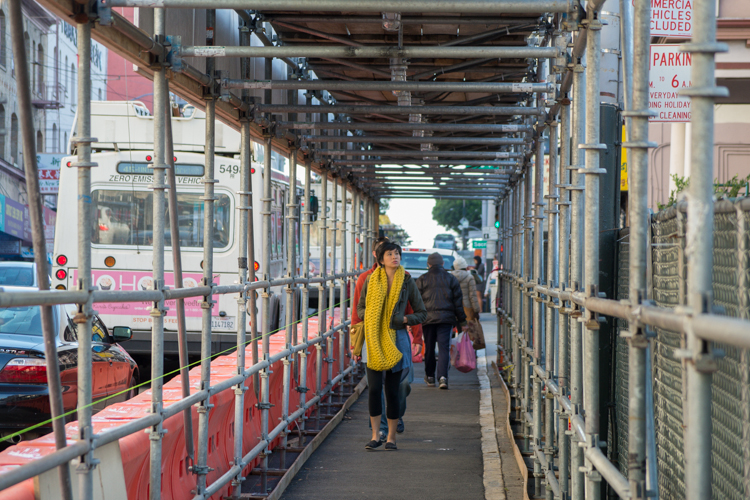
[{"left": 494, "top": 220, "right": 500, "bottom": 229}]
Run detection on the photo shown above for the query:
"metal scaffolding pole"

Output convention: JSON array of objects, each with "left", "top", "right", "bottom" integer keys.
[
  {"left": 305, "top": 136, "right": 526, "bottom": 145},
  {"left": 523, "top": 155, "right": 533, "bottom": 456},
  {"left": 569, "top": 35, "right": 586, "bottom": 500},
  {"left": 109, "top": 0, "right": 574, "bottom": 13},
  {"left": 582, "top": 5, "right": 604, "bottom": 499},
  {"left": 321, "top": 150, "right": 523, "bottom": 158},
  {"left": 182, "top": 45, "right": 560, "bottom": 60},
  {"left": 233, "top": 113, "right": 251, "bottom": 494},
  {"left": 683, "top": 0, "right": 726, "bottom": 498},
  {"left": 226, "top": 79, "right": 554, "bottom": 93},
  {"left": 328, "top": 177, "right": 339, "bottom": 392},
  {"left": 149, "top": 7, "right": 169, "bottom": 499},
  {"left": 337, "top": 161, "right": 518, "bottom": 167},
  {"left": 557, "top": 94, "right": 572, "bottom": 499},
  {"left": 164, "top": 82, "right": 195, "bottom": 467},
  {"left": 316, "top": 171, "right": 329, "bottom": 428},
  {"left": 623, "top": 1, "right": 653, "bottom": 498},
  {"left": 75, "top": 18, "right": 95, "bottom": 500},
  {"left": 339, "top": 180, "right": 348, "bottom": 397},
  {"left": 544, "top": 117, "right": 559, "bottom": 500},
  {"left": 196, "top": 10, "right": 216, "bottom": 496},
  {"left": 299, "top": 156, "right": 313, "bottom": 436},
  {"left": 280, "top": 122, "right": 533, "bottom": 133},
  {"left": 532, "top": 122, "right": 546, "bottom": 498},
  {"left": 7, "top": 1, "right": 72, "bottom": 497},
  {"left": 258, "top": 104, "right": 543, "bottom": 116}
]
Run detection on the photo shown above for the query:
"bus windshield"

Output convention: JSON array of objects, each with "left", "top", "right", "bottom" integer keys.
[{"left": 91, "top": 189, "right": 231, "bottom": 249}]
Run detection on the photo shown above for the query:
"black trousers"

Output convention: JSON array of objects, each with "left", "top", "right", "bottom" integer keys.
[
  {"left": 366, "top": 366, "right": 402, "bottom": 420},
  {"left": 423, "top": 323, "right": 453, "bottom": 380}
]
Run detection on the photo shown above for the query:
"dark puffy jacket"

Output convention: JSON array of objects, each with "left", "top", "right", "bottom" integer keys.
[{"left": 415, "top": 266, "right": 467, "bottom": 326}]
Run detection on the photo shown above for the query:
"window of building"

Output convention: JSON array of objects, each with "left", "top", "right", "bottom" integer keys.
[
  {"left": 63, "top": 132, "right": 67, "bottom": 153},
  {"left": 37, "top": 44, "right": 43, "bottom": 96},
  {"left": 52, "top": 124, "right": 58, "bottom": 152},
  {"left": 0, "top": 105, "right": 5, "bottom": 160},
  {"left": 10, "top": 113, "right": 18, "bottom": 165},
  {"left": 36, "top": 130, "right": 43, "bottom": 153},
  {"left": 0, "top": 11, "right": 6, "bottom": 68},
  {"left": 98, "top": 88, "right": 102, "bottom": 101},
  {"left": 70, "top": 63, "right": 76, "bottom": 105}
]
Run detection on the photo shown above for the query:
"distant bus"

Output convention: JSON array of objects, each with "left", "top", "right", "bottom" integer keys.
[
  {"left": 433, "top": 233, "right": 457, "bottom": 250},
  {"left": 52, "top": 101, "right": 301, "bottom": 358}
]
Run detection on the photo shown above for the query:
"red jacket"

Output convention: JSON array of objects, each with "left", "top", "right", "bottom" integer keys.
[{"left": 352, "top": 263, "right": 423, "bottom": 344}]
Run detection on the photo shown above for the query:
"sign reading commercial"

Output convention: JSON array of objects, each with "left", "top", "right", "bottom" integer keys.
[
  {"left": 649, "top": 44, "right": 692, "bottom": 122},
  {"left": 650, "top": 0, "right": 692, "bottom": 38},
  {"left": 37, "top": 154, "right": 64, "bottom": 194}
]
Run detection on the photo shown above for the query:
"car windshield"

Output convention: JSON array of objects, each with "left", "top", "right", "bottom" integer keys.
[
  {"left": 0, "top": 306, "right": 43, "bottom": 336},
  {"left": 401, "top": 252, "right": 454, "bottom": 270},
  {"left": 0, "top": 266, "right": 34, "bottom": 287}
]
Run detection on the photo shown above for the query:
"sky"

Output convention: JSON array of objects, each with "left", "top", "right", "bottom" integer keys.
[{"left": 386, "top": 198, "right": 454, "bottom": 248}]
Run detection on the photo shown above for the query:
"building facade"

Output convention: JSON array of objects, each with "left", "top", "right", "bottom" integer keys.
[{"left": 0, "top": 0, "right": 107, "bottom": 260}]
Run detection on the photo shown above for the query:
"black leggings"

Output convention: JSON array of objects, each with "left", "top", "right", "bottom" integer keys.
[{"left": 366, "top": 366, "right": 402, "bottom": 420}]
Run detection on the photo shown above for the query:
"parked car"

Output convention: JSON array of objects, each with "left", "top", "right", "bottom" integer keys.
[
  {"left": 401, "top": 247, "right": 460, "bottom": 278},
  {"left": 0, "top": 262, "right": 39, "bottom": 287},
  {"left": 0, "top": 287, "right": 139, "bottom": 443}
]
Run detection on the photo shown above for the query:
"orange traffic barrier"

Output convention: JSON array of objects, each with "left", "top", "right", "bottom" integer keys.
[{"left": 0, "top": 316, "right": 349, "bottom": 500}]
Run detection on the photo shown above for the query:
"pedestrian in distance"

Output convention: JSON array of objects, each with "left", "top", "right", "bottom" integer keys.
[
  {"left": 352, "top": 237, "right": 423, "bottom": 440},
  {"left": 357, "top": 242, "right": 427, "bottom": 451},
  {"left": 473, "top": 256, "right": 486, "bottom": 312},
  {"left": 451, "top": 256, "right": 481, "bottom": 322},
  {"left": 415, "top": 252, "right": 468, "bottom": 390}
]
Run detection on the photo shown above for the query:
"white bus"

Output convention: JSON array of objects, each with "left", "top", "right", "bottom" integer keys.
[{"left": 52, "top": 101, "right": 301, "bottom": 358}]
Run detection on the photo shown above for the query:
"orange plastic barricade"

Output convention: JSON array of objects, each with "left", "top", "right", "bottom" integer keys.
[{"left": 0, "top": 314, "right": 346, "bottom": 500}]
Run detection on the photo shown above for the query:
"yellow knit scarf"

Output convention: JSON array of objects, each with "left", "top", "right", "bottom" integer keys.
[{"left": 364, "top": 266, "right": 405, "bottom": 371}]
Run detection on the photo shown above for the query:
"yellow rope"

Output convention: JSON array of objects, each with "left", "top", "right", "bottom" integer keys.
[{"left": 363, "top": 266, "right": 404, "bottom": 371}]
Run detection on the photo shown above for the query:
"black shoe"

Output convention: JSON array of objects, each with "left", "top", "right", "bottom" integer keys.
[
  {"left": 425, "top": 376, "right": 435, "bottom": 386},
  {"left": 365, "top": 439, "right": 383, "bottom": 450},
  {"left": 439, "top": 377, "right": 448, "bottom": 390},
  {"left": 397, "top": 418, "right": 404, "bottom": 434},
  {"left": 385, "top": 442, "right": 398, "bottom": 451}
]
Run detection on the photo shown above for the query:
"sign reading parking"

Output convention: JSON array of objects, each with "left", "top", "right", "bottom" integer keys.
[
  {"left": 649, "top": 44, "right": 692, "bottom": 122},
  {"left": 650, "top": 0, "right": 692, "bottom": 38}
]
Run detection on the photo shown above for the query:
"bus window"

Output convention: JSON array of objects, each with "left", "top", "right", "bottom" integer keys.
[{"left": 91, "top": 190, "right": 232, "bottom": 249}]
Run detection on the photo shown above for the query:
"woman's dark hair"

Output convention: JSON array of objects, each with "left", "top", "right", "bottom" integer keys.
[
  {"left": 373, "top": 236, "right": 390, "bottom": 253},
  {"left": 376, "top": 242, "right": 402, "bottom": 266},
  {"left": 474, "top": 255, "right": 482, "bottom": 265}
]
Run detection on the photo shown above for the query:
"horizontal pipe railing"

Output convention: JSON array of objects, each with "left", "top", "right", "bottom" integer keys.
[
  {"left": 256, "top": 104, "right": 544, "bottom": 116},
  {"left": 106, "top": 0, "right": 574, "bottom": 13},
  {"left": 225, "top": 79, "right": 555, "bottom": 93}
]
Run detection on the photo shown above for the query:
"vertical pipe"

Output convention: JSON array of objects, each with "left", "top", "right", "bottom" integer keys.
[
  {"left": 241, "top": 24, "right": 259, "bottom": 402},
  {"left": 260, "top": 131, "right": 273, "bottom": 494},
  {"left": 523, "top": 159, "right": 532, "bottom": 454},
  {"left": 533, "top": 121, "right": 546, "bottom": 497},
  {"left": 299, "top": 157, "right": 312, "bottom": 435},
  {"left": 684, "top": 0, "right": 725, "bottom": 498},
  {"left": 316, "top": 172, "right": 328, "bottom": 425},
  {"left": 282, "top": 135, "right": 298, "bottom": 467},
  {"left": 625, "top": 1, "right": 653, "bottom": 498},
  {"left": 545, "top": 119, "right": 559, "bottom": 500},
  {"left": 150, "top": 8, "right": 168, "bottom": 498},
  {"left": 164, "top": 82, "right": 195, "bottom": 466},
  {"left": 583, "top": 5, "right": 603, "bottom": 499},
  {"left": 558, "top": 95, "right": 572, "bottom": 498},
  {"left": 569, "top": 37, "right": 587, "bottom": 500},
  {"left": 339, "top": 182, "right": 348, "bottom": 389},
  {"left": 196, "top": 9, "right": 216, "bottom": 495},
  {"left": 75, "top": 19, "right": 95, "bottom": 500},
  {"left": 233, "top": 115, "right": 251, "bottom": 494},
  {"left": 7, "top": 2, "right": 72, "bottom": 498},
  {"left": 328, "top": 177, "right": 338, "bottom": 390}
]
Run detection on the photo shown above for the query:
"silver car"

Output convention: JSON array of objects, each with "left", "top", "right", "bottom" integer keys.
[{"left": 401, "top": 247, "right": 460, "bottom": 278}]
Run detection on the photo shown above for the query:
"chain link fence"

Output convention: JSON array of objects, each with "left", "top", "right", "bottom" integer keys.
[{"left": 611, "top": 199, "right": 750, "bottom": 499}]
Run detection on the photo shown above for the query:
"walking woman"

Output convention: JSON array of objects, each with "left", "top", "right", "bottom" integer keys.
[{"left": 357, "top": 241, "right": 426, "bottom": 450}]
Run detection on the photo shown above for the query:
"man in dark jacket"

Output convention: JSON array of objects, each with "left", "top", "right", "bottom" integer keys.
[{"left": 415, "top": 252, "right": 467, "bottom": 389}]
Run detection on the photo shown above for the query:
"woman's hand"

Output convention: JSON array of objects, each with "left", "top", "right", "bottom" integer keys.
[{"left": 403, "top": 316, "right": 408, "bottom": 324}]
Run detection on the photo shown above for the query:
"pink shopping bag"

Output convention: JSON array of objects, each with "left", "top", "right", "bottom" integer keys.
[{"left": 455, "top": 331, "right": 477, "bottom": 373}]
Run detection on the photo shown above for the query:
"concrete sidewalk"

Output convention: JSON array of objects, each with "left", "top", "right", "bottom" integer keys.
[{"left": 281, "top": 332, "right": 486, "bottom": 500}]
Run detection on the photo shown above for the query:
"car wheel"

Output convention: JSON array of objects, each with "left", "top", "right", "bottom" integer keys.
[{"left": 125, "top": 376, "right": 138, "bottom": 400}]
